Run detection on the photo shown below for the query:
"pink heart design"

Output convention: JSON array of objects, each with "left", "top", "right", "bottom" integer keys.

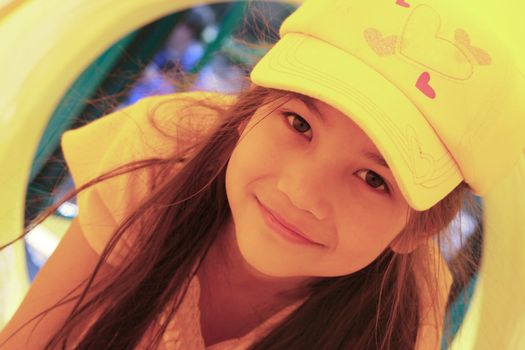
[
  {"left": 396, "top": 0, "right": 411, "bottom": 8},
  {"left": 415, "top": 72, "right": 436, "bottom": 99}
]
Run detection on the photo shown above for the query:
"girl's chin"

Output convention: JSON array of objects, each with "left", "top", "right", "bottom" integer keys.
[{"left": 236, "top": 242, "right": 302, "bottom": 278}]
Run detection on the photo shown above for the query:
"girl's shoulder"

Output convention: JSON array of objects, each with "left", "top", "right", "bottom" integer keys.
[
  {"left": 60, "top": 91, "right": 237, "bottom": 266},
  {"left": 62, "top": 90, "right": 238, "bottom": 182},
  {"left": 142, "top": 90, "right": 238, "bottom": 152}
]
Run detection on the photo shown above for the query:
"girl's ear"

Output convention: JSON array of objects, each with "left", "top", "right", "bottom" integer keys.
[{"left": 389, "top": 233, "right": 429, "bottom": 255}]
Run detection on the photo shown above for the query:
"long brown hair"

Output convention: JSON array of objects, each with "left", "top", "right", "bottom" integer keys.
[{"left": 2, "top": 84, "right": 477, "bottom": 349}]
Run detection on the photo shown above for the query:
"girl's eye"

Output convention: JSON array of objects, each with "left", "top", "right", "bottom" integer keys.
[
  {"left": 356, "top": 169, "right": 390, "bottom": 194},
  {"left": 282, "top": 112, "right": 312, "bottom": 138},
  {"left": 282, "top": 112, "right": 389, "bottom": 195}
]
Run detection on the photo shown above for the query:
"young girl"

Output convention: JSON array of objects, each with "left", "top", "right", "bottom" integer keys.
[{"left": 1, "top": 0, "right": 524, "bottom": 349}]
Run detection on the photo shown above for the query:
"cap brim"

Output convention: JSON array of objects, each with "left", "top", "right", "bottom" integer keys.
[{"left": 251, "top": 33, "right": 463, "bottom": 211}]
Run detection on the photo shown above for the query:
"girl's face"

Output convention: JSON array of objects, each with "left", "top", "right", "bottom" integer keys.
[{"left": 225, "top": 95, "right": 411, "bottom": 278}]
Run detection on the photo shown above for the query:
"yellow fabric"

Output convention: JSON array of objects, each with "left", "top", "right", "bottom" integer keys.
[
  {"left": 61, "top": 91, "right": 234, "bottom": 266},
  {"left": 250, "top": 0, "right": 525, "bottom": 210}
]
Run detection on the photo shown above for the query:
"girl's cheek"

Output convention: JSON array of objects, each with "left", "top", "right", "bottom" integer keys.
[
  {"left": 272, "top": 121, "right": 304, "bottom": 153},
  {"left": 338, "top": 204, "right": 397, "bottom": 247},
  {"left": 263, "top": 126, "right": 288, "bottom": 154}
]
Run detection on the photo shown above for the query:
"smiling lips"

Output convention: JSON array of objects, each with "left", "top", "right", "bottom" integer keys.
[{"left": 258, "top": 200, "right": 321, "bottom": 246}]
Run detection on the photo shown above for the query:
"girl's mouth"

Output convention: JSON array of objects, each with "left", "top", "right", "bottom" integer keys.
[{"left": 257, "top": 200, "right": 321, "bottom": 246}]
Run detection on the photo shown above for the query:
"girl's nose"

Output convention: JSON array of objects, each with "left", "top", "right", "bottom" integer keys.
[{"left": 276, "top": 163, "right": 332, "bottom": 221}]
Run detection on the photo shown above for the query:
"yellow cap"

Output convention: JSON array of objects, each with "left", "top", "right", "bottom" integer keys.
[{"left": 251, "top": 0, "right": 525, "bottom": 210}]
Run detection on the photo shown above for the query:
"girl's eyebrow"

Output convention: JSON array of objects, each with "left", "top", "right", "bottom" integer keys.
[
  {"left": 294, "top": 97, "right": 325, "bottom": 123},
  {"left": 362, "top": 150, "right": 390, "bottom": 171}
]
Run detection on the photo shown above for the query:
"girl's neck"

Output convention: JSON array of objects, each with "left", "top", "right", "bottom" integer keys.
[
  {"left": 196, "top": 216, "right": 309, "bottom": 344},
  {"left": 201, "top": 215, "right": 309, "bottom": 300}
]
